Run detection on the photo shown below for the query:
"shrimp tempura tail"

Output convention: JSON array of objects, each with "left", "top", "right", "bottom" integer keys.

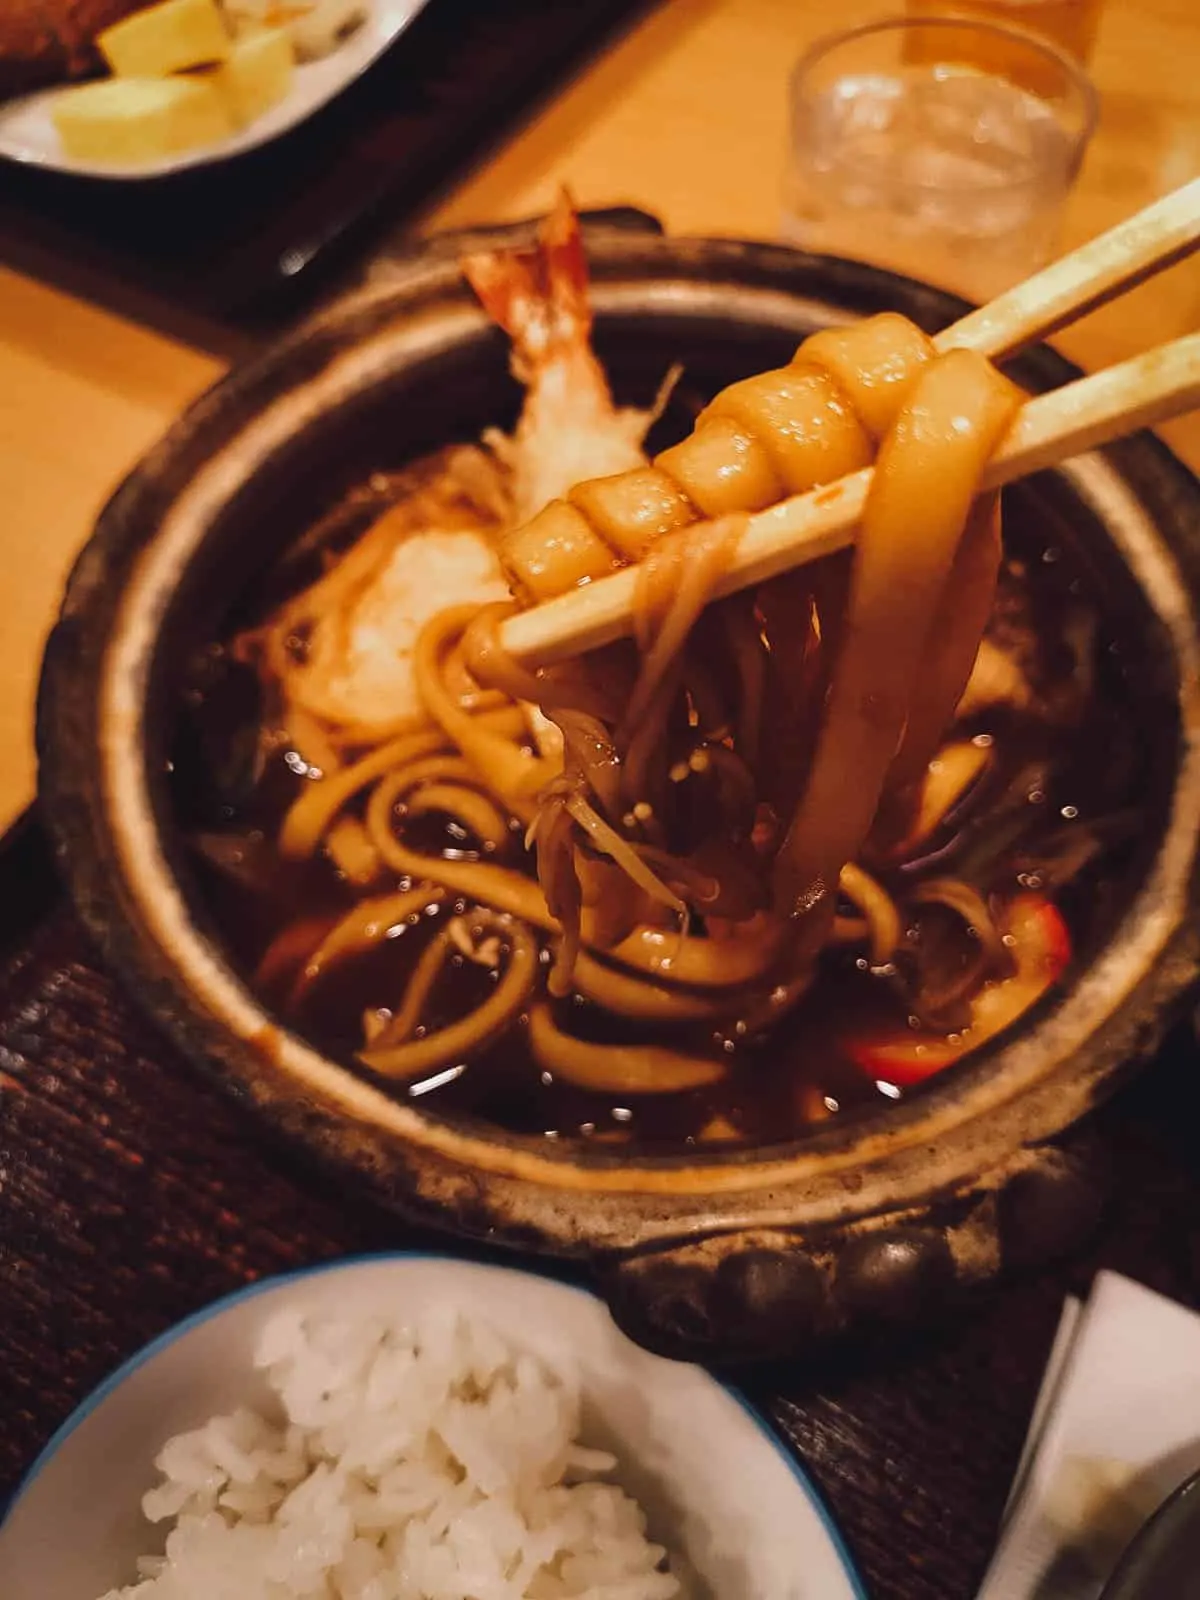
[{"left": 462, "top": 190, "right": 591, "bottom": 375}]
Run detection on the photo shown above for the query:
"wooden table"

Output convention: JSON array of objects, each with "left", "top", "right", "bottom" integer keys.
[{"left": 0, "top": 0, "right": 1196, "bottom": 842}]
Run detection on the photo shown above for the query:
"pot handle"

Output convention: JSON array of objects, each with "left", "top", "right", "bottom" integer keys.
[{"left": 596, "top": 1127, "right": 1108, "bottom": 1364}]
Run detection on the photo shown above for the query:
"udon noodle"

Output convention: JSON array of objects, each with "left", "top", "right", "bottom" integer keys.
[{"left": 181, "top": 195, "right": 1143, "bottom": 1146}]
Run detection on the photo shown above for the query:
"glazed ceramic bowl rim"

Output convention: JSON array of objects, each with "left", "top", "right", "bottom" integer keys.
[
  {"left": 37, "top": 230, "right": 1200, "bottom": 1246},
  {"left": 0, "top": 1250, "right": 869, "bottom": 1598}
]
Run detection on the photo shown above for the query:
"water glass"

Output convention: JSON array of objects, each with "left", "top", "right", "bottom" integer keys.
[{"left": 783, "top": 16, "right": 1098, "bottom": 303}]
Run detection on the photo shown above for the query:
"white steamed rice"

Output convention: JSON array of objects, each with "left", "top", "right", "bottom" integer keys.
[{"left": 100, "top": 1304, "right": 679, "bottom": 1600}]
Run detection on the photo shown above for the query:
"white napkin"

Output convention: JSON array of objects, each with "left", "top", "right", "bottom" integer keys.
[{"left": 977, "top": 1270, "right": 1200, "bottom": 1600}]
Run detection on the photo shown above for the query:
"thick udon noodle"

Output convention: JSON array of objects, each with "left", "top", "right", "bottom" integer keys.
[{"left": 223, "top": 295, "right": 1082, "bottom": 1113}]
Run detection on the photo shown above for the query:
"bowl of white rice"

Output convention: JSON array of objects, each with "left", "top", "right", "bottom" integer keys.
[{"left": 0, "top": 1254, "right": 865, "bottom": 1600}]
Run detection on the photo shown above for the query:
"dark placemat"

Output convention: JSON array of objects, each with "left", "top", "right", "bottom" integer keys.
[
  {"left": 2, "top": 815, "right": 1200, "bottom": 1600},
  {"left": 0, "top": 0, "right": 656, "bottom": 353}
]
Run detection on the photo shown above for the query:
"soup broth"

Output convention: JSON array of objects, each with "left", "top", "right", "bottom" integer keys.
[
  {"left": 166, "top": 200, "right": 1157, "bottom": 1154},
  {"left": 172, "top": 473, "right": 1149, "bottom": 1152}
]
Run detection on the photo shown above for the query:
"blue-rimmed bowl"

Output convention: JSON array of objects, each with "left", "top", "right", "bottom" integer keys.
[{"left": 0, "top": 1253, "right": 865, "bottom": 1600}]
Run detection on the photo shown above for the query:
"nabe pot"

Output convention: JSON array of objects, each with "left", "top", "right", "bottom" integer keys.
[{"left": 36, "top": 216, "right": 1200, "bottom": 1363}]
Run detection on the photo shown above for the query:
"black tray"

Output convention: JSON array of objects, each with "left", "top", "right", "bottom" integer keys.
[
  {"left": 0, "top": 0, "right": 657, "bottom": 354},
  {"left": 3, "top": 794, "right": 1200, "bottom": 1600}
]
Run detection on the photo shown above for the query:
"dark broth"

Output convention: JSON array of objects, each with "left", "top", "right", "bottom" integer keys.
[{"left": 172, "top": 479, "right": 1153, "bottom": 1152}]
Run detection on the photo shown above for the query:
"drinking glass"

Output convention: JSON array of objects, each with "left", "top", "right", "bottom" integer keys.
[{"left": 783, "top": 16, "right": 1098, "bottom": 303}]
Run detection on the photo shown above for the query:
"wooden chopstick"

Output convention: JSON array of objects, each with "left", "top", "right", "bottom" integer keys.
[
  {"left": 500, "top": 332, "right": 1200, "bottom": 667},
  {"left": 939, "top": 175, "right": 1200, "bottom": 360}
]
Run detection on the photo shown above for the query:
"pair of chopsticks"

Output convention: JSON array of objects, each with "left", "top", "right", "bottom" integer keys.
[{"left": 500, "top": 177, "right": 1200, "bottom": 669}]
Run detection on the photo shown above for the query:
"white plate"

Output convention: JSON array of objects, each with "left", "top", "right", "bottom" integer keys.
[
  {"left": 0, "top": 1253, "right": 867, "bottom": 1600},
  {"left": 0, "top": 0, "right": 431, "bottom": 181}
]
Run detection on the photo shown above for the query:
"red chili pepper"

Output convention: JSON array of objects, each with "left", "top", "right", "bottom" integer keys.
[{"left": 844, "top": 893, "right": 1071, "bottom": 1088}]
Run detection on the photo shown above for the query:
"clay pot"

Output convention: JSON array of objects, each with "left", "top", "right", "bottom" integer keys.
[{"left": 36, "top": 217, "right": 1200, "bottom": 1362}]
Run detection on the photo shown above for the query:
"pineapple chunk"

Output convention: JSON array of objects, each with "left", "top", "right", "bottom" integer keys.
[
  {"left": 207, "top": 27, "right": 294, "bottom": 125},
  {"left": 204, "top": 26, "right": 294, "bottom": 124},
  {"left": 51, "top": 77, "right": 233, "bottom": 165},
  {"left": 98, "top": 0, "right": 232, "bottom": 78}
]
